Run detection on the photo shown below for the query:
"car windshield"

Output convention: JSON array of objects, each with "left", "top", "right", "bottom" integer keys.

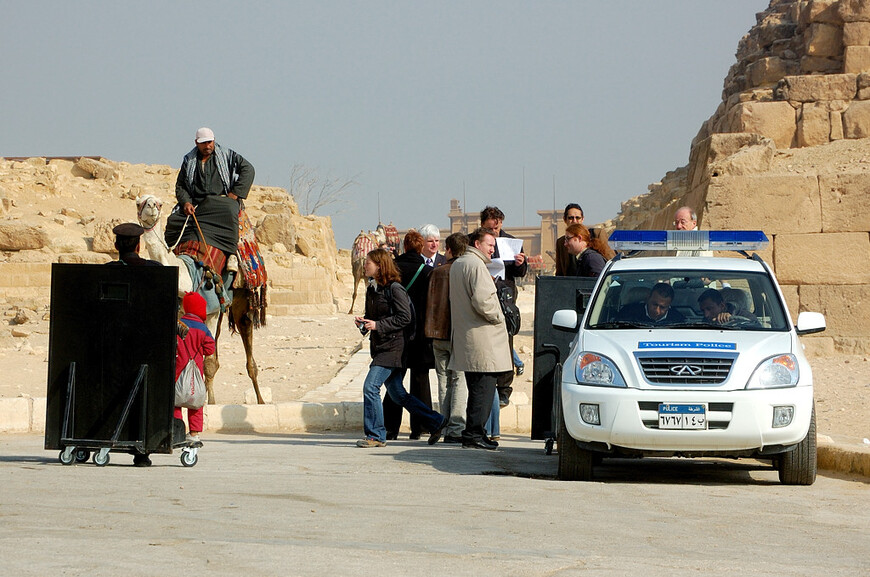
[{"left": 586, "top": 269, "right": 789, "bottom": 331}]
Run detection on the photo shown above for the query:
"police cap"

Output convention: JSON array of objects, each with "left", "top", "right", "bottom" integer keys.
[{"left": 112, "top": 223, "right": 145, "bottom": 238}]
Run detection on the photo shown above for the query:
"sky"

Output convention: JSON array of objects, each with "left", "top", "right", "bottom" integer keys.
[{"left": 1, "top": 1, "right": 765, "bottom": 249}]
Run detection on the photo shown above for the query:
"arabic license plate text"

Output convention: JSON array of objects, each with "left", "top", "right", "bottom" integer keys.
[{"left": 658, "top": 403, "right": 707, "bottom": 430}]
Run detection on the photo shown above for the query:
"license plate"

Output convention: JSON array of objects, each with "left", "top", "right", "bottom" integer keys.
[{"left": 658, "top": 403, "right": 707, "bottom": 430}]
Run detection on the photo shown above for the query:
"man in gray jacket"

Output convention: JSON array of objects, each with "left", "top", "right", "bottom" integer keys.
[{"left": 448, "top": 227, "right": 513, "bottom": 450}]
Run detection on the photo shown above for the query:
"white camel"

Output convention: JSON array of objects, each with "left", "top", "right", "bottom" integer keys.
[
  {"left": 136, "top": 195, "right": 194, "bottom": 296},
  {"left": 135, "top": 194, "right": 263, "bottom": 405}
]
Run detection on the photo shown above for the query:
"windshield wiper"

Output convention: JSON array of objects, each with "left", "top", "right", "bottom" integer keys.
[{"left": 593, "top": 320, "right": 651, "bottom": 329}]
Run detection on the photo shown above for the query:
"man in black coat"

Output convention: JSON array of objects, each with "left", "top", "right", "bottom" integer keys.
[{"left": 480, "top": 206, "right": 527, "bottom": 406}]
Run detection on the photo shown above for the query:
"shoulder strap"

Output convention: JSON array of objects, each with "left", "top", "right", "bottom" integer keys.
[{"left": 405, "top": 263, "right": 426, "bottom": 291}]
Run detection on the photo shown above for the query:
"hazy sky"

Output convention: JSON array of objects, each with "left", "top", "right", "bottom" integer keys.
[{"left": 1, "top": 1, "right": 764, "bottom": 248}]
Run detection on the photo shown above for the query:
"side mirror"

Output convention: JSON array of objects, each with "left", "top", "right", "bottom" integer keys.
[
  {"left": 552, "top": 309, "right": 579, "bottom": 331},
  {"left": 796, "top": 311, "right": 826, "bottom": 336}
]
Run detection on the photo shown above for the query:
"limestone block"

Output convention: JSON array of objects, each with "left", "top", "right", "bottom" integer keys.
[
  {"left": 780, "top": 74, "right": 857, "bottom": 101},
  {"left": 843, "top": 21, "right": 870, "bottom": 44},
  {"left": 804, "top": 0, "right": 843, "bottom": 25},
  {"left": 831, "top": 336, "right": 870, "bottom": 354},
  {"left": 57, "top": 252, "right": 113, "bottom": 264},
  {"left": 74, "top": 157, "right": 119, "bottom": 182},
  {"left": 204, "top": 403, "right": 279, "bottom": 432},
  {"left": 806, "top": 23, "right": 844, "bottom": 57},
  {"left": 254, "top": 212, "right": 297, "bottom": 249},
  {"left": 843, "top": 99, "right": 870, "bottom": 136},
  {"left": 708, "top": 140, "right": 776, "bottom": 177},
  {"left": 0, "top": 223, "right": 48, "bottom": 251},
  {"left": 780, "top": 284, "right": 800, "bottom": 321},
  {"left": 747, "top": 56, "right": 789, "bottom": 86},
  {"left": 839, "top": 0, "right": 870, "bottom": 22},
  {"left": 704, "top": 175, "right": 821, "bottom": 235},
  {"left": 774, "top": 233, "right": 870, "bottom": 284},
  {"left": 276, "top": 402, "right": 351, "bottom": 431},
  {"left": 689, "top": 133, "right": 774, "bottom": 189},
  {"left": 831, "top": 109, "right": 845, "bottom": 138},
  {"left": 31, "top": 396, "right": 46, "bottom": 434},
  {"left": 797, "top": 102, "right": 832, "bottom": 147},
  {"left": 819, "top": 173, "right": 870, "bottom": 231},
  {"left": 798, "top": 283, "right": 870, "bottom": 334},
  {"left": 725, "top": 101, "right": 796, "bottom": 150},
  {"left": 92, "top": 218, "right": 123, "bottom": 254},
  {"left": 802, "top": 55, "right": 844, "bottom": 74},
  {"left": 845, "top": 45, "right": 870, "bottom": 72},
  {"left": 0, "top": 397, "right": 31, "bottom": 433},
  {"left": 46, "top": 229, "right": 89, "bottom": 254},
  {"left": 802, "top": 336, "right": 836, "bottom": 357}
]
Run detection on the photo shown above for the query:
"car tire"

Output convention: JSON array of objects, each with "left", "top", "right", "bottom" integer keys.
[
  {"left": 557, "top": 410, "right": 593, "bottom": 481},
  {"left": 777, "top": 405, "right": 817, "bottom": 486}
]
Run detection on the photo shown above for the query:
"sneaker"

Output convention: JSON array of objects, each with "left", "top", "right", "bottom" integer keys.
[
  {"left": 428, "top": 416, "right": 448, "bottom": 445},
  {"left": 185, "top": 433, "right": 202, "bottom": 446},
  {"left": 356, "top": 438, "right": 386, "bottom": 448},
  {"left": 515, "top": 364, "right": 524, "bottom": 376}
]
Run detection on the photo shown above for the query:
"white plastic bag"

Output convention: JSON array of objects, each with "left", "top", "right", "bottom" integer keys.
[{"left": 175, "top": 358, "right": 206, "bottom": 409}]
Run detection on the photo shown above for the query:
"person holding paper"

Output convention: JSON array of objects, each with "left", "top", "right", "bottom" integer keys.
[{"left": 479, "top": 206, "right": 527, "bottom": 406}]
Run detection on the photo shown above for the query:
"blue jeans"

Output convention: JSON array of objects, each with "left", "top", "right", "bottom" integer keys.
[
  {"left": 363, "top": 365, "right": 444, "bottom": 442},
  {"left": 485, "top": 389, "right": 500, "bottom": 438},
  {"left": 512, "top": 348, "right": 524, "bottom": 369}
]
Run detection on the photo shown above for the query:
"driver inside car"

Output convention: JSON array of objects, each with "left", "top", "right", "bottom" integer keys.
[{"left": 698, "top": 288, "right": 757, "bottom": 325}]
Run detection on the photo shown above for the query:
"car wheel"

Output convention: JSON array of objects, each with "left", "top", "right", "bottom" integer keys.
[
  {"left": 557, "top": 410, "right": 593, "bottom": 481},
  {"left": 777, "top": 405, "right": 817, "bottom": 486}
]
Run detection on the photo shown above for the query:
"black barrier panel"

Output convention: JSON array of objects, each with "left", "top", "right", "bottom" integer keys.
[
  {"left": 531, "top": 275, "right": 597, "bottom": 440},
  {"left": 45, "top": 264, "right": 179, "bottom": 454}
]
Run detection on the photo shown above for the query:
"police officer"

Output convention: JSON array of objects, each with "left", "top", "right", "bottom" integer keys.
[{"left": 107, "top": 223, "right": 162, "bottom": 267}]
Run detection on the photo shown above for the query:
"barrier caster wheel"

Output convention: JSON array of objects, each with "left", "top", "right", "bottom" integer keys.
[
  {"left": 180, "top": 448, "right": 198, "bottom": 467},
  {"left": 93, "top": 451, "right": 110, "bottom": 467},
  {"left": 59, "top": 448, "right": 75, "bottom": 466},
  {"left": 75, "top": 449, "right": 91, "bottom": 463}
]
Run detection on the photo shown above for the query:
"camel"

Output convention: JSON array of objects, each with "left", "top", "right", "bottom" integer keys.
[
  {"left": 136, "top": 195, "right": 264, "bottom": 405},
  {"left": 348, "top": 226, "right": 387, "bottom": 314}
]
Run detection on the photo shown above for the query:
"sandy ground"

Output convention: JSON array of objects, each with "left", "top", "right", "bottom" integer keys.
[{"left": 2, "top": 285, "right": 867, "bottom": 447}]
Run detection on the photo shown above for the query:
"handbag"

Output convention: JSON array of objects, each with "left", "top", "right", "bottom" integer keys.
[{"left": 174, "top": 335, "right": 207, "bottom": 409}]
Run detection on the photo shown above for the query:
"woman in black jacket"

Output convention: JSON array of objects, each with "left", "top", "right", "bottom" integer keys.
[
  {"left": 563, "top": 224, "right": 614, "bottom": 278},
  {"left": 354, "top": 248, "right": 446, "bottom": 448},
  {"left": 382, "top": 230, "right": 436, "bottom": 439}
]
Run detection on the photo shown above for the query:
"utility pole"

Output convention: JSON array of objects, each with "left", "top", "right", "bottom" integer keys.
[{"left": 463, "top": 181, "right": 467, "bottom": 233}]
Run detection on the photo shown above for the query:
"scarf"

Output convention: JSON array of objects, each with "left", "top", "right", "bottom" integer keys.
[{"left": 183, "top": 143, "right": 232, "bottom": 194}]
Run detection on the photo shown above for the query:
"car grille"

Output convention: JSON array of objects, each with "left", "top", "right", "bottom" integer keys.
[{"left": 638, "top": 356, "right": 734, "bottom": 385}]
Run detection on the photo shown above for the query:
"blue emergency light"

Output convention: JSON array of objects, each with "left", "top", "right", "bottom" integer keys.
[{"left": 608, "top": 230, "right": 769, "bottom": 252}]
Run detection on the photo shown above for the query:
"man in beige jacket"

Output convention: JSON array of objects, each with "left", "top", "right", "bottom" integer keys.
[{"left": 448, "top": 227, "right": 513, "bottom": 450}]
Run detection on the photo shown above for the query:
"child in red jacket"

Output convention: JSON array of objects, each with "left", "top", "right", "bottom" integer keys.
[{"left": 175, "top": 292, "right": 216, "bottom": 444}]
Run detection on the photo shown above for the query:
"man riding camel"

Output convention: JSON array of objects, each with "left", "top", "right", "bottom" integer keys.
[{"left": 165, "top": 127, "right": 255, "bottom": 270}]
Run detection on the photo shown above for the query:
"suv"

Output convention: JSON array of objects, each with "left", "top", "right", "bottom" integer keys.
[{"left": 552, "top": 231, "right": 826, "bottom": 484}]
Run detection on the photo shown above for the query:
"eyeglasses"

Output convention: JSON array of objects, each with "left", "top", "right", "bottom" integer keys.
[
  {"left": 565, "top": 216, "right": 583, "bottom": 222},
  {"left": 564, "top": 235, "right": 578, "bottom": 243},
  {"left": 674, "top": 219, "right": 693, "bottom": 227}
]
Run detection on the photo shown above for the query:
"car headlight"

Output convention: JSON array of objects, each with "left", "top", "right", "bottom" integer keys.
[
  {"left": 746, "top": 354, "right": 799, "bottom": 389},
  {"left": 574, "top": 352, "right": 627, "bottom": 387}
]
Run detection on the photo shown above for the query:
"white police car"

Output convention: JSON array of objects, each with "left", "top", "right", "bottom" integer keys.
[{"left": 552, "top": 231, "right": 826, "bottom": 484}]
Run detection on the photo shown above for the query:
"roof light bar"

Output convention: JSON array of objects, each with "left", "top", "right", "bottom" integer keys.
[{"left": 608, "top": 230, "right": 769, "bottom": 252}]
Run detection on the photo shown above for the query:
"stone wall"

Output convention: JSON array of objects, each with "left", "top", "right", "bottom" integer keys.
[
  {"left": 0, "top": 157, "right": 351, "bottom": 316},
  {"left": 606, "top": 0, "right": 870, "bottom": 354}
]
